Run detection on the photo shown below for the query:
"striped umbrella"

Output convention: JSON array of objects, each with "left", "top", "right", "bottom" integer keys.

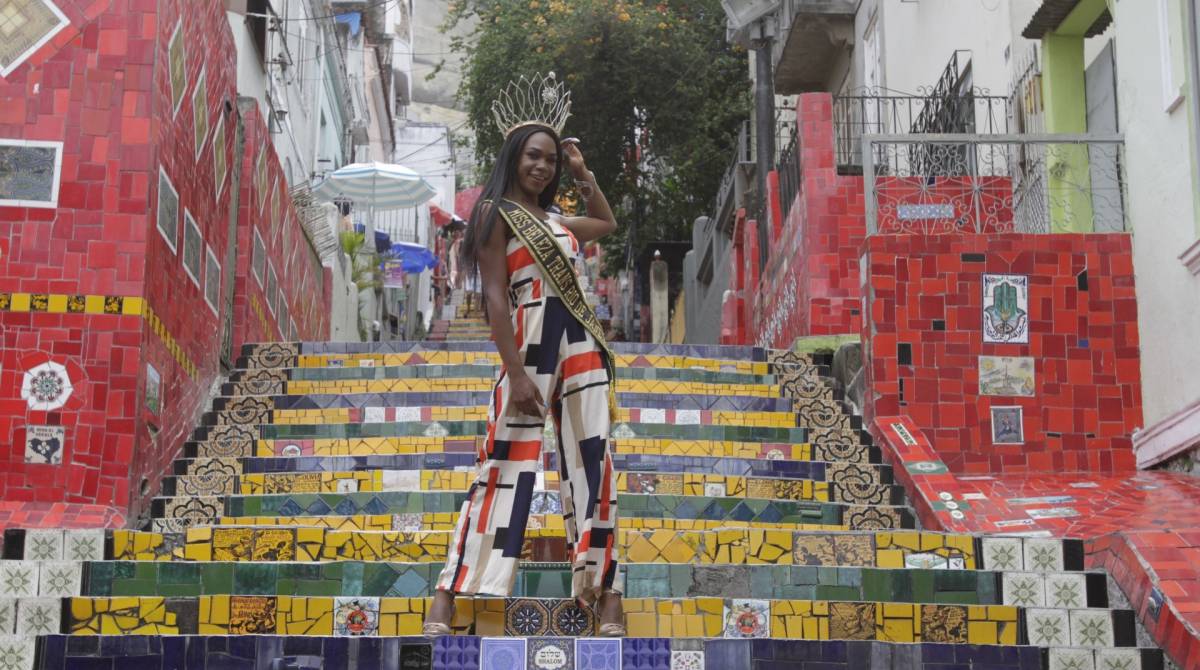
[{"left": 312, "top": 162, "right": 436, "bottom": 210}]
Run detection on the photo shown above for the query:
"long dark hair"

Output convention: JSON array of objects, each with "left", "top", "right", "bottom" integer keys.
[{"left": 461, "top": 124, "right": 563, "bottom": 285}]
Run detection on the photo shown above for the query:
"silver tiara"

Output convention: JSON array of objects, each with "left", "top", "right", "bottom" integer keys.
[{"left": 491, "top": 72, "right": 572, "bottom": 138}]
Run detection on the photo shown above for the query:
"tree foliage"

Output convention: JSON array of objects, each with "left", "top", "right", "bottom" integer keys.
[{"left": 443, "top": 0, "right": 750, "bottom": 273}]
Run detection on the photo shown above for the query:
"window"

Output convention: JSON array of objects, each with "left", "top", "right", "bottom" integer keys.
[
  {"left": 156, "top": 168, "right": 180, "bottom": 252},
  {"left": 192, "top": 66, "right": 209, "bottom": 158},
  {"left": 252, "top": 227, "right": 266, "bottom": 286},
  {"left": 168, "top": 19, "right": 186, "bottom": 117},
  {"left": 212, "top": 117, "right": 227, "bottom": 198},
  {"left": 246, "top": 0, "right": 270, "bottom": 69},
  {"left": 204, "top": 245, "right": 220, "bottom": 315},
  {"left": 182, "top": 210, "right": 202, "bottom": 288},
  {"left": 0, "top": 139, "right": 63, "bottom": 208},
  {"left": 1160, "top": 0, "right": 1186, "bottom": 111},
  {"left": 265, "top": 262, "right": 278, "bottom": 315}
]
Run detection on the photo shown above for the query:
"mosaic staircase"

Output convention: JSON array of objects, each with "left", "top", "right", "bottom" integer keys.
[
  {"left": 0, "top": 299, "right": 1170, "bottom": 669},
  {"left": 426, "top": 293, "right": 490, "bottom": 342}
]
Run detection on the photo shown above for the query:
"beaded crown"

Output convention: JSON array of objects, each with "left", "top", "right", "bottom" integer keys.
[{"left": 492, "top": 72, "right": 572, "bottom": 138}]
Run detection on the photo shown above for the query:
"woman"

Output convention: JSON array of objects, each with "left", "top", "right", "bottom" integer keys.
[{"left": 422, "top": 120, "right": 624, "bottom": 636}]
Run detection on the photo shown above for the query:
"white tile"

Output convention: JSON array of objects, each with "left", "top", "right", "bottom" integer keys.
[
  {"left": 37, "top": 561, "right": 80, "bottom": 597},
  {"left": 381, "top": 470, "right": 421, "bottom": 491},
  {"left": 364, "top": 407, "right": 387, "bottom": 423},
  {"left": 1026, "top": 608, "right": 1071, "bottom": 647},
  {"left": 15, "top": 598, "right": 59, "bottom": 636},
  {"left": 1047, "top": 648, "right": 1096, "bottom": 670},
  {"left": 0, "top": 563, "right": 38, "bottom": 598},
  {"left": 1094, "top": 648, "right": 1142, "bottom": 670},
  {"left": 1045, "top": 573, "right": 1087, "bottom": 609},
  {"left": 982, "top": 537, "right": 1023, "bottom": 571},
  {"left": 0, "top": 599, "right": 14, "bottom": 635},
  {"left": 905, "top": 553, "right": 949, "bottom": 570},
  {"left": 675, "top": 410, "right": 701, "bottom": 425},
  {"left": 703, "top": 482, "right": 726, "bottom": 498},
  {"left": 1002, "top": 572, "right": 1046, "bottom": 607},
  {"left": 394, "top": 407, "right": 422, "bottom": 422},
  {"left": 63, "top": 530, "right": 104, "bottom": 562},
  {"left": 1024, "top": 538, "right": 1064, "bottom": 572},
  {"left": 22, "top": 529, "right": 63, "bottom": 561},
  {"left": 0, "top": 635, "right": 35, "bottom": 670},
  {"left": 1069, "top": 609, "right": 1114, "bottom": 648},
  {"left": 639, "top": 408, "right": 666, "bottom": 424}
]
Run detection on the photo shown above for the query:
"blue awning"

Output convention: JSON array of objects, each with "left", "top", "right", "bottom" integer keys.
[
  {"left": 335, "top": 12, "right": 362, "bottom": 36},
  {"left": 353, "top": 224, "right": 392, "bottom": 254},
  {"left": 388, "top": 241, "right": 438, "bottom": 273}
]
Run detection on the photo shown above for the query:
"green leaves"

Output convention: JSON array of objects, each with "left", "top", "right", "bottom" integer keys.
[{"left": 449, "top": 0, "right": 750, "bottom": 271}]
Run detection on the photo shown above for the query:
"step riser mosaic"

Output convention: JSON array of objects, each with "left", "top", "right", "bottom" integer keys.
[
  {"left": 26, "top": 635, "right": 1168, "bottom": 670},
  {"left": 146, "top": 493, "right": 916, "bottom": 531}
]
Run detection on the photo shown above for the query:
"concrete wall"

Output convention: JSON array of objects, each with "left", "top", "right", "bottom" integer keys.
[
  {"left": 1108, "top": 1, "right": 1200, "bottom": 446},
  {"left": 684, "top": 217, "right": 733, "bottom": 344}
]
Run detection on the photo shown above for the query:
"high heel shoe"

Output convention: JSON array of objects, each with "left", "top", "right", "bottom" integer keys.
[{"left": 596, "top": 590, "right": 626, "bottom": 637}]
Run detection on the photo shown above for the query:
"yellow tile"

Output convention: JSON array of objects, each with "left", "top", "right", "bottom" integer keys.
[{"left": 876, "top": 549, "right": 904, "bottom": 569}]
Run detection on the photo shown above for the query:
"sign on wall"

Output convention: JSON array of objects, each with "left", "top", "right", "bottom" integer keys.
[{"left": 982, "top": 274, "right": 1029, "bottom": 344}]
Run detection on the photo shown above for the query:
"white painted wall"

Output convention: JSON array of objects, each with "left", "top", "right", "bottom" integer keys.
[{"left": 1108, "top": 0, "right": 1200, "bottom": 429}]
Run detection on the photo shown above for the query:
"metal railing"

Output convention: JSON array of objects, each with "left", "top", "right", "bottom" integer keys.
[
  {"left": 834, "top": 93, "right": 1010, "bottom": 172},
  {"left": 778, "top": 132, "right": 800, "bottom": 222},
  {"left": 863, "top": 134, "right": 1127, "bottom": 236}
]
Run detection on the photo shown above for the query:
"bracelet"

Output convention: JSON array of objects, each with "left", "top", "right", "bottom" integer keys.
[{"left": 574, "top": 172, "right": 595, "bottom": 200}]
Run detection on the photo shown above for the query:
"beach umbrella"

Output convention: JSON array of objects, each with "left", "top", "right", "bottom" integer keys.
[{"left": 313, "top": 162, "right": 437, "bottom": 245}]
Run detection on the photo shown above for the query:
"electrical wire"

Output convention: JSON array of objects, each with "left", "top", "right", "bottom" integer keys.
[{"left": 245, "top": 0, "right": 397, "bottom": 23}]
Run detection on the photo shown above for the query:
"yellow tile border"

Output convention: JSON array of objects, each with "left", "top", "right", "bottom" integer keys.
[{"left": 0, "top": 292, "right": 198, "bottom": 379}]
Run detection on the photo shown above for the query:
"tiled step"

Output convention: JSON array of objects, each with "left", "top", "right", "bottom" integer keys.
[
  {"left": 211, "top": 389, "right": 805, "bottom": 412},
  {"left": 159, "top": 467, "right": 903, "bottom": 506},
  {"left": 96, "top": 529, "right": 977, "bottom": 566},
  {"left": 50, "top": 594, "right": 1141, "bottom": 645},
  {"left": 73, "top": 560, "right": 1112, "bottom": 607},
  {"left": 239, "top": 341, "right": 827, "bottom": 365},
  {"left": 148, "top": 492, "right": 916, "bottom": 530},
  {"left": 155, "top": 514, "right": 858, "bottom": 534},
  {"left": 20, "top": 635, "right": 1170, "bottom": 670},
  {"left": 170, "top": 452, "right": 884, "bottom": 483},
  {"left": 183, "top": 433, "right": 866, "bottom": 460},
  {"left": 238, "top": 349, "right": 792, "bottom": 376}
]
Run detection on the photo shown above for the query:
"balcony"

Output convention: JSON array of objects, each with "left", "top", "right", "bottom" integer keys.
[
  {"left": 862, "top": 134, "right": 1127, "bottom": 235},
  {"left": 772, "top": 0, "right": 856, "bottom": 93}
]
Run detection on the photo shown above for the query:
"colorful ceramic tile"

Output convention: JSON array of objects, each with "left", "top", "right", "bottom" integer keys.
[
  {"left": 982, "top": 538, "right": 1023, "bottom": 572},
  {"left": 15, "top": 597, "right": 59, "bottom": 636},
  {"left": 575, "top": 638, "right": 620, "bottom": 670},
  {"left": 22, "top": 529, "right": 63, "bottom": 560},
  {"left": 990, "top": 406, "right": 1024, "bottom": 444},
  {"left": 0, "top": 563, "right": 37, "bottom": 598},
  {"left": 21, "top": 361, "right": 72, "bottom": 412},
  {"left": 333, "top": 596, "right": 379, "bottom": 636},
  {"left": 722, "top": 599, "right": 769, "bottom": 638},
  {"left": 1094, "top": 649, "right": 1141, "bottom": 670},
  {"left": 1026, "top": 608, "right": 1071, "bottom": 646},
  {"left": 37, "top": 561, "right": 80, "bottom": 597},
  {"left": 1024, "top": 538, "right": 1064, "bottom": 573},
  {"left": 670, "top": 650, "right": 704, "bottom": 670},
  {"left": 482, "top": 637, "right": 527, "bottom": 670},
  {"left": 1045, "top": 573, "right": 1087, "bottom": 609},
  {"left": 24, "top": 424, "right": 65, "bottom": 465},
  {"left": 982, "top": 273, "right": 1029, "bottom": 343},
  {"left": 1070, "top": 609, "right": 1114, "bottom": 648},
  {"left": 506, "top": 599, "right": 551, "bottom": 637},
  {"left": 1002, "top": 572, "right": 1045, "bottom": 607},
  {"left": 1048, "top": 647, "right": 1096, "bottom": 670},
  {"left": 979, "top": 356, "right": 1035, "bottom": 396},
  {"left": 528, "top": 638, "right": 573, "bottom": 670},
  {"left": 0, "top": 635, "right": 34, "bottom": 670}
]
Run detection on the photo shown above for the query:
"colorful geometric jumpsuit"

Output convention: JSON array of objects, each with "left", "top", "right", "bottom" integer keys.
[{"left": 435, "top": 215, "right": 619, "bottom": 603}]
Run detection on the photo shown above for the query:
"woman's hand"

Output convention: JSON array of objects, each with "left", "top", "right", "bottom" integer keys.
[
  {"left": 508, "top": 370, "right": 545, "bottom": 417},
  {"left": 562, "top": 138, "right": 589, "bottom": 180}
]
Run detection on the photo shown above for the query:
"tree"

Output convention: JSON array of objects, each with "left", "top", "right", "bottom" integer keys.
[{"left": 441, "top": 0, "right": 750, "bottom": 273}]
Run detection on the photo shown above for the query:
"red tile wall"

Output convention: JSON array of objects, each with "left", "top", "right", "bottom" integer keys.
[
  {"left": 752, "top": 94, "right": 865, "bottom": 348},
  {"left": 861, "top": 234, "right": 1143, "bottom": 474},
  {"left": 0, "top": 0, "right": 330, "bottom": 520},
  {"left": 229, "top": 104, "right": 331, "bottom": 351}
]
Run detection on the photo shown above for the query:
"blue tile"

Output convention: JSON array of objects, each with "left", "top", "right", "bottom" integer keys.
[
  {"left": 480, "top": 638, "right": 526, "bottom": 670},
  {"left": 575, "top": 639, "right": 620, "bottom": 670},
  {"left": 621, "top": 638, "right": 670, "bottom": 670}
]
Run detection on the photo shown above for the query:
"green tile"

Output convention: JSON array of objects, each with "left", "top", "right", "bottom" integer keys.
[
  {"left": 233, "top": 563, "right": 279, "bottom": 596},
  {"left": 200, "top": 563, "right": 234, "bottom": 594}
]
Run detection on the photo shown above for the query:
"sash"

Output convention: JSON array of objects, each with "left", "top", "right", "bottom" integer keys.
[{"left": 497, "top": 199, "right": 618, "bottom": 422}]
